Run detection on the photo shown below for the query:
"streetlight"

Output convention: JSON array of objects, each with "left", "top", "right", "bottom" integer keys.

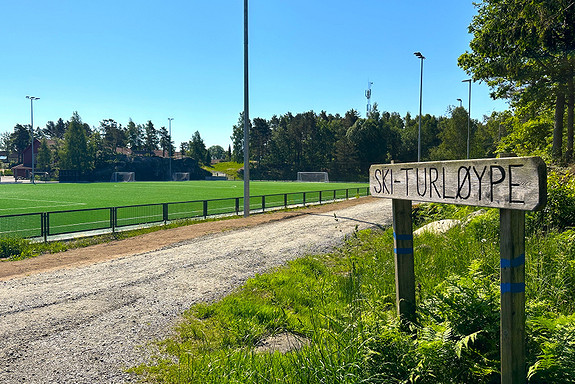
[
  {"left": 414, "top": 52, "right": 425, "bottom": 162},
  {"left": 168, "top": 117, "right": 174, "bottom": 181},
  {"left": 462, "top": 79, "right": 472, "bottom": 159},
  {"left": 457, "top": 98, "right": 463, "bottom": 108},
  {"left": 243, "top": 0, "right": 250, "bottom": 217},
  {"left": 26, "top": 96, "right": 40, "bottom": 184}
]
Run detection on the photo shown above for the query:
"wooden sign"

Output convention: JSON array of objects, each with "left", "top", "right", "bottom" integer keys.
[{"left": 370, "top": 157, "right": 546, "bottom": 211}]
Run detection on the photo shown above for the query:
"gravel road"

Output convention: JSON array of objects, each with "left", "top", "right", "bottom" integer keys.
[{"left": 0, "top": 198, "right": 392, "bottom": 383}]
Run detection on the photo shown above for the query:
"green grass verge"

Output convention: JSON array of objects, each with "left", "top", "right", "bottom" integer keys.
[
  {"left": 203, "top": 161, "right": 244, "bottom": 180},
  {"left": 132, "top": 210, "right": 575, "bottom": 383}
]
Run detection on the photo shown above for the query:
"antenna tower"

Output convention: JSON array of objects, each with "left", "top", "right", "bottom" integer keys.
[{"left": 365, "top": 81, "right": 373, "bottom": 116}]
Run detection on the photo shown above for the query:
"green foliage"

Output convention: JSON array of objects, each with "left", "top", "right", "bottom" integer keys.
[
  {"left": 0, "top": 237, "right": 33, "bottom": 259},
  {"left": 528, "top": 314, "right": 575, "bottom": 383},
  {"left": 497, "top": 114, "right": 553, "bottom": 159},
  {"left": 528, "top": 170, "right": 575, "bottom": 233}
]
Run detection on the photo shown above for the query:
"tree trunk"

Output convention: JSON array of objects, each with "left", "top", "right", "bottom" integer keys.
[
  {"left": 552, "top": 90, "right": 566, "bottom": 161},
  {"left": 566, "top": 77, "right": 574, "bottom": 163}
]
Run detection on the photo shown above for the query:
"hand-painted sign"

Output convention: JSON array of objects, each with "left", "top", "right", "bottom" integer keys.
[{"left": 370, "top": 157, "right": 546, "bottom": 211}]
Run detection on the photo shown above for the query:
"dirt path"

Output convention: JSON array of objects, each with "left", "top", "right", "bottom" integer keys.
[{"left": 0, "top": 197, "right": 392, "bottom": 383}]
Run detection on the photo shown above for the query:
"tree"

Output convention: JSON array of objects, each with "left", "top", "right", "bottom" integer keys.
[
  {"left": 143, "top": 120, "right": 159, "bottom": 155},
  {"left": 60, "top": 112, "right": 92, "bottom": 174},
  {"left": 158, "top": 126, "right": 171, "bottom": 157},
  {"left": 250, "top": 117, "right": 271, "bottom": 166},
  {"left": 231, "top": 112, "right": 249, "bottom": 163},
  {"left": 459, "top": 0, "right": 575, "bottom": 161},
  {"left": 430, "top": 107, "right": 475, "bottom": 160},
  {"left": 36, "top": 138, "right": 52, "bottom": 171},
  {"left": 208, "top": 145, "right": 226, "bottom": 160},
  {"left": 100, "top": 119, "right": 126, "bottom": 154},
  {"left": 9, "top": 124, "right": 30, "bottom": 163},
  {"left": 189, "top": 131, "right": 208, "bottom": 164},
  {"left": 126, "top": 119, "right": 144, "bottom": 151}
]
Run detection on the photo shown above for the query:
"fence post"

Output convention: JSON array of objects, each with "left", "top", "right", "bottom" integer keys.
[
  {"left": 392, "top": 199, "right": 416, "bottom": 326},
  {"left": 163, "top": 203, "right": 169, "bottom": 224},
  {"left": 203, "top": 200, "right": 208, "bottom": 218},
  {"left": 346, "top": 188, "right": 349, "bottom": 199},
  {"left": 235, "top": 198, "right": 240, "bottom": 216},
  {"left": 319, "top": 191, "right": 322, "bottom": 204},
  {"left": 500, "top": 209, "right": 526, "bottom": 384},
  {"left": 42, "top": 213, "right": 48, "bottom": 243},
  {"left": 110, "top": 207, "right": 116, "bottom": 233},
  {"left": 262, "top": 196, "right": 266, "bottom": 212},
  {"left": 303, "top": 192, "right": 306, "bottom": 207},
  {"left": 333, "top": 190, "right": 336, "bottom": 201},
  {"left": 284, "top": 194, "right": 288, "bottom": 209}
]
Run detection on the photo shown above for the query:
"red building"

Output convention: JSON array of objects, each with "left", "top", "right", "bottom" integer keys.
[{"left": 11, "top": 139, "right": 53, "bottom": 180}]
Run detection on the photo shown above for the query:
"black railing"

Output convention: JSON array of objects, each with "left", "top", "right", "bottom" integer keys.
[{"left": 0, "top": 187, "right": 370, "bottom": 242}]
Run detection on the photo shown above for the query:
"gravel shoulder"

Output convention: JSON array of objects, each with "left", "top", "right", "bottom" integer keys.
[{"left": 0, "top": 197, "right": 392, "bottom": 383}]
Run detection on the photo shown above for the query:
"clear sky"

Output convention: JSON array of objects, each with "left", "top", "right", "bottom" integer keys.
[{"left": 0, "top": 0, "right": 507, "bottom": 149}]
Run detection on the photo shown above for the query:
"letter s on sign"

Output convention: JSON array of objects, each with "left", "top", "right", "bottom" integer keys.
[{"left": 373, "top": 168, "right": 383, "bottom": 194}]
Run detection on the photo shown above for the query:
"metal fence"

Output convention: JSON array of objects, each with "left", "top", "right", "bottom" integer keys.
[{"left": 0, "top": 187, "right": 370, "bottom": 242}]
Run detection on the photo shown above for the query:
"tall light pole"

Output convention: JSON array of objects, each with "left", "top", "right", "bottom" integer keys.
[
  {"left": 462, "top": 79, "right": 472, "bottom": 159},
  {"left": 414, "top": 52, "right": 425, "bottom": 162},
  {"left": 26, "top": 96, "right": 40, "bottom": 184},
  {"left": 168, "top": 117, "right": 174, "bottom": 181},
  {"left": 243, "top": 0, "right": 250, "bottom": 217}
]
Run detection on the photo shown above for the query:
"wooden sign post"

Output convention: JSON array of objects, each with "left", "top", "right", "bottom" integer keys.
[{"left": 370, "top": 157, "right": 546, "bottom": 384}]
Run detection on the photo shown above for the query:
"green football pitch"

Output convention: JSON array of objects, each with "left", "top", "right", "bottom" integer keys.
[{"left": 0, "top": 180, "right": 368, "bottom": 216}]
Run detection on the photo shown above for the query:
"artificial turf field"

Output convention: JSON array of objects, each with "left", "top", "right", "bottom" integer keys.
[{"left": 0, "top": 180, "right": 368, "bottom": 216}]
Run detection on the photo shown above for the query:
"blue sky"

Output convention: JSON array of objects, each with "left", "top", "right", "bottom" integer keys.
[{"left": 0, "top": 0, "right": 507, "bottom": 149}]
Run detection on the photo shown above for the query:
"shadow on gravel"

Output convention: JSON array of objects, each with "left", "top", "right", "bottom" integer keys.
[{"left": 305, "top": 213, "right": 387, "bottom": 231}]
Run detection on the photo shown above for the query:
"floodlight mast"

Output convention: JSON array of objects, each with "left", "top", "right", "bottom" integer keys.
[
  {"left": 243, "top": 0, "right": 250, "bottom": 217},
  {"left": 168, "top": 118, "right": 174, "bottom": 181},
  {"left": 26, "top": 96, "right": 40, "bottom": 184},
  {"left": 414, "top": 52, "right": 425, "bottom": 162},
  {"left": 462, "top": 79, "right": 472, "bottom": 159}
]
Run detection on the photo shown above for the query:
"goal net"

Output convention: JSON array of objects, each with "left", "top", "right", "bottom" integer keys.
[
  {"left": 172, "top": 172, "right": 190, "bottom": 181},
  {"left": 111, "top": 172, "right": 136, "bottom": 182},
  {"left": 297, "top": 172, "right": 329, "bottom": 182}
]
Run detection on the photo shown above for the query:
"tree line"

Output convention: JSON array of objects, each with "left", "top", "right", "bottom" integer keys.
[
  {"left": 1, "top": 112, "right": 221, "bottom": 178},
  {"left": 231, "top": 105, "right": 501, "bottom": 181}
]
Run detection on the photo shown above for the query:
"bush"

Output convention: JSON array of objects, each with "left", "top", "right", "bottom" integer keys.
[
  {"left": 0, "top": 238, "right": 32, "bottom": 259},
  {"left": 527, "top": 170, "right": 575, "bottom": 234}
]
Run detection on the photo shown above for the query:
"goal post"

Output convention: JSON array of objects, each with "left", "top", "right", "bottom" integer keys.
[
  {"left": 172, "top": 172, "right": 190, "bottom": 181},
  {"left": 297, "top": 172, "right": 329, "bottom": 182},
  {"left": 110, "top": 172, "right": 136, "bottom": 182}
]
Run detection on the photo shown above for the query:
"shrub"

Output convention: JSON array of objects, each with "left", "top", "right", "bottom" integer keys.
[
  {"left": 0, "top": 238, "right": 32, "bottom": 259},
  {"left": 527, "top": 170, "right": 575, "bottom": 234}
]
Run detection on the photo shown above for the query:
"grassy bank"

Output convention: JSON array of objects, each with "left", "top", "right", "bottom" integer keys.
[{"left": 133, "top": 171, "right": 575, "bottom": 383}]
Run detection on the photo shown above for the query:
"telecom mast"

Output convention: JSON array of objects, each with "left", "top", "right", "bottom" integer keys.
[{"left": 365, "top": 81, "right": 373, "bottom": 116}]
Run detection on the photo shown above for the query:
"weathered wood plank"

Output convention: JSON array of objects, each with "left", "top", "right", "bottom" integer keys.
[
  {"left": 370, "top": 157, "right": 546, "bottom": 211},
  {"left": 392, "top": 199, "right": 416, "bottom": 325},
  {"left": 500, "top": 209, "right": 526, "bottom": 384}
]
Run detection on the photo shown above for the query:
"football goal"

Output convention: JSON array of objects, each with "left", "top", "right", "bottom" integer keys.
[
  {"left": 110, "top": 172, "right": 136, "bottom": 182},
  {"left": 297, "top": 172, "right": 329, "bottom": 182},
  {"left": 172, "top": 172, "right": 190, "bottom": 181}
]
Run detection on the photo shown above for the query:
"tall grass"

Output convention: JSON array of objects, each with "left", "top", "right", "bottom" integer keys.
[{"left": 132, "top": 214, "right": 575, "bottom": 383}]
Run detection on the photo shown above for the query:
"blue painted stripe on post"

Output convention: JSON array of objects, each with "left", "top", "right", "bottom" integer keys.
[
  {"left": 393, "top": 233, "right": 413, "bottom": 241},
  {"left": 500, "top": 283, "right": 525, "bottom": 293},
  {"left": 394, "top": 248, "right": 413, "bottom": 254},
  {"left": 500, "top": 254, "right": 525, "bottom": 268}
]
